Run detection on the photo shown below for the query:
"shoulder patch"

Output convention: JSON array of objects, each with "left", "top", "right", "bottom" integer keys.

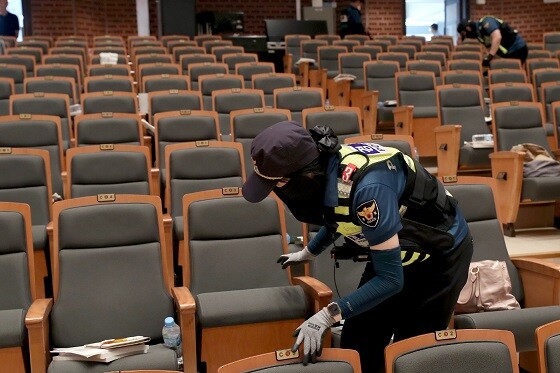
[
  {"left": 483, "top": 22, "right": 490, "bottom": 29},
  {"left": 356, "top": 199, "right": 380, "bottom": 228}
]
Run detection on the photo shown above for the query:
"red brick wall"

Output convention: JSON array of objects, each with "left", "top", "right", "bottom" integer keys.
[
  {"left": 28, "top": 0, "right": 559, "bottom": 43},
  {"left": 469, "top": 0, "right": 560, "bottom": 44}
]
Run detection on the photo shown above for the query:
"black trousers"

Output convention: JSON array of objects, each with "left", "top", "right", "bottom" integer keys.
[
  {"left": 340, "top": 233, "right": 473, "bottom": 373},
  {"left": 504, "top": 45, "right": 529, "bottom": 64}
]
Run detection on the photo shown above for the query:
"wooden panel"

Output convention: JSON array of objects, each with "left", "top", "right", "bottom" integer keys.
[{"left": 0, "top": 347, "right": 27, "bottom": 373}]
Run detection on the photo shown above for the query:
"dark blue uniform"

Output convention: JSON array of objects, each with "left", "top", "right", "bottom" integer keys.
[
  {"left": 340, "top": 4, "right": 366, "bottom": 38},
  {"left": 0, "top": 11, "right": 19, "bottom": 37},
  {"left": 477, "top": 16, "right": 528, "bottom": 62}
]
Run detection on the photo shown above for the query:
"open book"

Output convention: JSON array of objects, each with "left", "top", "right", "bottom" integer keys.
[
  {"left": 295, "top": 58, "right": 316, "bottom": 66},
  {"left": 52, "top": 336, "right": 150, "bottom": 363},
  {"left": 333, "top": 74, "right": 357, "bottom": 82}
]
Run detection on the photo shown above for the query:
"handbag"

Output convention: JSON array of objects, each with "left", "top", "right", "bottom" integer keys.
[{"left": 455, "top": 260, "right": 521, "bottom": 314}]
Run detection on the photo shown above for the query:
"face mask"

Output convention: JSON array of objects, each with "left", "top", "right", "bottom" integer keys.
[
  {"left": 465, "top": 22, "right": 478, "bottom": 39},
  {"left": 274, "top": 174, "right": 326, "bottom": 225}
]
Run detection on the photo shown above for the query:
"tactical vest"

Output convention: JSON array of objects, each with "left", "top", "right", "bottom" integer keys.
[
  {"left": 477, "top": 16, "right": 518, "bottom": 55},
  {"left": 326, "top": 143, "right": 456, "bottom": 265}
]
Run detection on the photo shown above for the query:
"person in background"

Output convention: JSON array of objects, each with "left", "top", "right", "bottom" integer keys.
[
  {"left": 0, "top": 0, "right": 19, "bottom": 38},
  {"left": 242, "top": 121, "right": 473, "bottom": 372},
  {"left": 430, "top": 23, "right": 440, "bottom": 37},
  {"left": 340, "top": 0, "right": 367, "bottom": 38},
  {"left": 457, "top": 16, "right": 528, "bottom": 65}
]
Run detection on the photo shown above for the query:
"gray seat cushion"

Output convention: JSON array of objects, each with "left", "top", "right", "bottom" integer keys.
[
  {"left": 412, "top": 106, "right": 437, "bottom": 118},
  {"left": 458, "top": 146, "right": 492, "bottom": 169},
  {"left": 196, "top": 286, "right": 309, "bottom": 328},
  {"left": 545, "top": 334, "right": 560, "bottom": 373},
  {"left": 47, "top": 344, "right": 178, "bottom": 373},
  {"left": 0, "top": 309, "right": 26, "bottom": 348},
  {"left": 454, "top": 305, "right": 560, "bottom": 352},
  {"left": 32, "top": 225, "right": 48, "bottom": 252},
  {"left": 521, "top": 176, "right": 560, "bottom": 201}
]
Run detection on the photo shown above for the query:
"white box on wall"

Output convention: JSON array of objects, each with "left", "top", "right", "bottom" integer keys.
[{"left": 475, "top": 0, "right": 486, "bottom": 4}]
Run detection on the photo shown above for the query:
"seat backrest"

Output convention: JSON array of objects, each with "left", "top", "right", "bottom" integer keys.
[
  {"left": 526, "top": 58, "right": 560, "bottom": 82},
  {"left": 375, "top": 35, "right": 398, "bottom": 46},
  {"left": 365, "top": 40, "right": 390, "bottom": 52},
  {"left": 173, "top": 46, "right": 205, "bottom": 64},
  {"left": 50, "top": 195, "right": 173, "bottom": 347},
  {"left": 81, "top": 91, "right": 138, "bottom": 115},
  {"left": 414, "top": 51, "right": 447, "bottom": 68},
  {"left": 0, "top": 148, "right": 52, "bottom": 227},
  {"left": 422, "top": 44, "right": 450, "bottom": 58},
  {"left": 0, "top": 64, "right": 26, "bottom": 94},
  {"left": 199, "top": 74, "right": 244, "bottom": 110},
  {"left": 377, "top": 52, "right": 409, "bottom": 69},
  {"left": 353, "top": 45, "right": 382, "bottom": 60},
  {"left": 318, "top": 46, "right": 348, "bottom": 78},
  {"left": 541, "top": 82, "right": 560, "bottom": 123},
  {"left": 301, "top": 40, "right": 328, "bottom": 61},
  {"left": 488, "top": 68, "right": 528, "bottom": 84},
  {"left": 528, "top": 50, "right": 552, "bottom": 59},
  {"left": 83, "top": 75, "right": 135, "bottom": 94},
  {"left": 441, "top": 70, "right": 483, "bottom": 86},
  {"left": 489, "top": 82, "right": 536, "bottom": 105},
  {"left": 138, "top": 63, "right": 181, "bottom": 88},
  {"left": 211, "top": 45, "right": 244, "bottom": 62},
  {"left": 0, "top": 77, "right": 14, "bottom": 115},
  {"left": 252, "top": 73, "right": 296, "bottom": 107},
  {"left": 182, "top": 190, "right": 290, "bottom": 293},
  {"left": 447, "top": 59, "right": 482, "bottom": 73},
  {"left": 396, "top": 71, "right": 436, "bottom": 108},
  {"left": 34, "top": 64, "right": 81, "bottom": 88},
  {"left": 450, "top": 51, "right": 482, "bottom": 62},
  {"left": 364, "top": 61, "right": 400, "bottom": 102},
  {"left": 166, "top": 141, "right": 245, "bottom": 218},
  {"left": 406, "top": 60, "right": 441, "bottom": 78},
  {"left": 7, "top": 46, "right": 43, "bottom": 64},
  {"left": 135, "top": 54, "right": 174, "bottom": 70},
  {"left": 212, "top": 88, "right": 265, "bottom": 136},
  {"left": 194, "top": 34, "right": 222, "bottom": 47},
  {"left": 492, "top": 101, "right": 550, "bottom": 153},
  {"left": 385, "top": 329, "right": 518, "bottom": 373},
  {"left": 388, "top": 44, "right": 416, "bottom": 60},
  {"left": 543, "top": 32, "right": 560, "bottom": 53},
  {"left": 65, "top": 145, "right": 153, "bottom": 198},
  {"left": 180, "top": 53, "right": 216, "bottom": 75},
  {"left": 202, "top": 39, "right": 233, "bottom": 54},
  {"left": 437, "top": 84, "right": 490, "bottom": 143},
  {"left": 222, "top": 53, "right": 259, "bottom": 74},
  {"left": 273, "top": 86, "right": 324, "bottom": 124},
  {"left": 346, "top": 34, "right": 370, "bottom": 45},
  {"left": 74, "top": 112, "right": 143, "bottom": 147},
  {"left": 316, "top": 34, "right": 342, "bottom": 44},
  {"left": 187, "top": 62, "right": 228, "bottom": 90},
  {"left": 0, "top": 114, "right": 64, "bottom": 195},
  {"left": 489, "top": 59, "right": 523, "bottom": 70},
  {"left": 0, "top": 202, "right": 35, "bottom": 312},
  {"left": 302, "top": 106, "right": 362, "bottom": 141},
  {"left": 217, "top": 348, "right": 362, "bottom": 373},
  {"left": 24, "top": 76, "right": 77, "bottom": 105},
  {"left": 235, "top": 62, "right": 275, "bottom": 89},
  {"left": 536, "top": 319, "right": 560, "bottom": 373},
  {"left": 154, "top": 110, "right": 220, "bottom": 170},
  {"left": 285, "top": 35, "right": 312, "bottom": 62},
  {"left": 455, "top": 44, "right": 483, "bottom": 53},
  {"left": 142, "top": 74, "right": 190, "bottom": 94},
  {"left": 87, "top": 64, "right": 131, "bottom": 77},
  {"left": 230, "top": 108, "right": 292, "bottom": 173},
  {"left": 148, "top": 90, "right": 203, "bottom": 123},
  {"left": 42, "top": 53, "right": 85, "bottom": 77},
  {"left": 339, "top": 52, "right": 371, "bottom": 89},
  {"left": 441, "top": 178, "right": 524, "bottom": 304},
  {"left": 532, "top": 68, "right": 560, "bottom": 101}
]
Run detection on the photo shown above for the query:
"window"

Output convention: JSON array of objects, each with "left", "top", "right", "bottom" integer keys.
[
  {"left": 405, "top": 0, "right": 444, "bottom": 41},
  {"left": 6, "top": 0, "right": 24, "bottom": 40}
]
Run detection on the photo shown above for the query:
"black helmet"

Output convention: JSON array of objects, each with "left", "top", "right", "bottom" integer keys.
[{"left": 457, "top": 19, "right": 470, "bottom": 34}]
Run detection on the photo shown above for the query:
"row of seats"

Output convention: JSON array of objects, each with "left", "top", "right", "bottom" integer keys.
[{"left": 4, "top": 169, "right": 560, "bottom": 372}]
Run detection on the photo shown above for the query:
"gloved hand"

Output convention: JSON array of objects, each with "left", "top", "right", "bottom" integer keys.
[
  {"left": 291, "top": 307, "right": 336, "bottom": 365},
  {"left": 277, "top": 247, "right": 314, "bottom": 269},
  {"left": 482, "top": 53, "right": 494, "bottom": 67}
]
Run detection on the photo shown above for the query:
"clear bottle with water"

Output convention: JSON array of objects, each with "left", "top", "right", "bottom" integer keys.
[{"left": 162, "top": 316, "right": 183, "bottom": 369}]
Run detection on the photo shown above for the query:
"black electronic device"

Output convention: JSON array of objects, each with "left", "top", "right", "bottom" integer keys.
[{"left": 264, "top": 19, "right": 328, "bottom": 42}]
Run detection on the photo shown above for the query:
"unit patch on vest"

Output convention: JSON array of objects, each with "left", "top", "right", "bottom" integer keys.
[
  {"left": 348, "top": 142, "right": 389, "bottom": 155},
  {"left": 356, "top": 199, "right": 379, "bottom": 227}
]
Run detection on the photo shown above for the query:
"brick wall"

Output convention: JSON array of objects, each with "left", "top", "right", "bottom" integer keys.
[{"left": 29, "top": 0, "right": 559, "bottom": 43}]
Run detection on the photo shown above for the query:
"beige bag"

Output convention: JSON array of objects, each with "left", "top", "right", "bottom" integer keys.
[{"left": 455, "top": 260, "right": 521, "bottom": 314}]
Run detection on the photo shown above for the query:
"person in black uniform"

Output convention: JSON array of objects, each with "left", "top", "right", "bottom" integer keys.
[
  {"left": 457, "top": 16, "right": 528, "bottom": 65},
  {"left": 242, "top": 121, "right": 473, "bottom": 372},
  {"left": 340, "top": 0, "right": 367, "bottom": 38},
  {"left": 0, "top": 0, "right": 19, "bottom": 38}
]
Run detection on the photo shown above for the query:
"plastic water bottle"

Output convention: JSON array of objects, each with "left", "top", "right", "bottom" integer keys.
[{"left": 162, "top": 316, "right": 183, "bottom": 368}]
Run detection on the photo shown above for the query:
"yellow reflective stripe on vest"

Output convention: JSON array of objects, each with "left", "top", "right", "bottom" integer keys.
[
  {"left": 335, "top": 144, "right": 427, "bottom": 265},
  {"left": 478, "top": 16, "right": 508, "bottom": 54}
]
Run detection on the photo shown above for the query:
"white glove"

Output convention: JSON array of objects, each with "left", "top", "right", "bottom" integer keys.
[
  {"left": 277, "top": 247, "right": 314, "bottom": 269},
  {"left": 291, "top": 307, "right": 335, "bottom": 365}
]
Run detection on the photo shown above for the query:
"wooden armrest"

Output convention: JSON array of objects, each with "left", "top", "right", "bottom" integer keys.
[
  {"left": 299, "top": 62, "right": 310, "bottom": 87},
  {"left": 552, "top": 149, "right": 560, "bottom": 161},
  {"left": 392, "top": 106, "right": 413, "bottom": 136},
  {"left": 283, "top": 54, "right": 293, "bottom": 74},
  {"left": 489, "top": 151, "right": 524, "bottom": 225},
  {"left": 360, "top": 90, "right": 379, "bottom": 135},
  {"left": 172, "top": 286, "right": 197, "bottom": 373},
  {"left": 150, "top": 167, "right": 160, "bottom": 197},
  {"left": 512, "top": 258, "right": 560, "bottom": 307},
  {"left": 327, "top": 79, "right": 350, "bottom": 106},
  {"left": 61, "top": 171, "right": 69, "bottom": 200},
  {"left": 162, "top": 213, "right": 174, "bottom": 287},
  {"left": 292, "top": 276, "right": 332, "bottom": 311},
  {"left": 434, "top": 125, "right": 461, "bottom": 177},
  {"left": 25, "top": 298, "right": 53, "bottom": 373}
]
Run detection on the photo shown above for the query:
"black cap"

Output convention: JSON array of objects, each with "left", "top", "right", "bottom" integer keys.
[
  {"left": 242, "top": 121, "right": 320, "bottom": 203},
  {"left": 457, "top": 19, "right": 470, "bottom": 33}
]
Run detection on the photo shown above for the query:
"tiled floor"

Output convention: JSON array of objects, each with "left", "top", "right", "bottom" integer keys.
[{"left": 505, "top": 227, "right": 560, "bottom": 258}]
